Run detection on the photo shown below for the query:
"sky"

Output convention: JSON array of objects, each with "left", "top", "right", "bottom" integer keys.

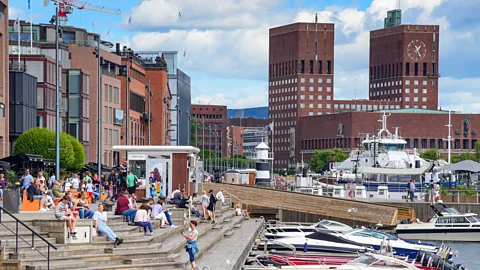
[{"left": 9, "top": 0, "right": 480, "bottom": 112}]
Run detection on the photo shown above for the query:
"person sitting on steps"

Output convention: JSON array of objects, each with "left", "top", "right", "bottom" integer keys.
[
  {"left": 75, "top": 191, "right": 94, "bottom": 219},
  {"left": 134, "top": 203, "right": 153, "bottom": 236},
  {"left": 151, "top": 199, "right": 176, "bottom": 228},
  {"left": 115, "top": 191, "right": 137, "bottom": 225},
  {"left": 94, "top": 203, "right": 123, "bottom": 247},
  {"left": 235, "top": 204, "right": 251, "bottom": 220},
  {"left": 55, "top": 195, "right": 77, "bottom": 239}
]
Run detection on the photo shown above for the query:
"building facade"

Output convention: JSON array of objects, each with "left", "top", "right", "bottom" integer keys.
[
  {"left": 227, "top": 126, "right": 244, "bottom": 158},
  {"left": 369, "top": 24, "right": 440, "bottom": 110},
  {"left": 243, "top": 127, "right": 268, "bottom": 159},
  {"left": 298, "top": 110, "right": 480, "bottom": 162},
  {"left": 0, "top": 0, "right": 9, "bottom": 158},
  {"left": 70, "top": 39, "right": 123, "bottom": 167},
  {"left": 191, "top": 104, "right": 227, "bottom": 158},
  {"left": 268, "top": 21, "right": 335, "bottom": 170},
  {"left": 227, "top": 117, "right": 268, "bottom": 128}
]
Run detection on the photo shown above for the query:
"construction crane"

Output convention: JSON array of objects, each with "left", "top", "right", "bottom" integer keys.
[{"left": 46, "top": 0, "right": 121, "bottom": 24}]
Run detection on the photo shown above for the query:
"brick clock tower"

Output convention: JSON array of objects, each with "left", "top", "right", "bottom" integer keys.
[{"left": 369, "top": 20, "right": 440, "bottom": 110}]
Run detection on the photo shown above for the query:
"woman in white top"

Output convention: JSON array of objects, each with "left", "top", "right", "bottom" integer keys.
[
  {"left": 93, "top": 204, "right": 123, "bottom": 247},
  {"left": 235, "top": 204, "right": 251, "bottom": 220},
  {"left": 71, "top": 174, "right": 80, "bottom": 190},
  {"left": 201, "top": 191, "right": 209, "bottom": 220},
  {"left": 134, "top": 203, "right": 153, "bottom": 235}
]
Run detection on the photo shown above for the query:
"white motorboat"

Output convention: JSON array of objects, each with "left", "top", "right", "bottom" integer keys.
[
  {"left": 396, "top": 203, "right": 480, "bottom": 242},
  {"left": 257, "top": 231, "right": 373, "bottom": 254},
  {"left": 264, "top": 220, "right": 352, "bottom": 239},
  {"left": 333, "top": 228, "right": 439, "bottom": 258}
]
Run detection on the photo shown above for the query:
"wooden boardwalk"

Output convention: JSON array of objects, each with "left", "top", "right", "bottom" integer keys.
[{"left": 202, "top": 183, "right": 415, "bottom": 226}]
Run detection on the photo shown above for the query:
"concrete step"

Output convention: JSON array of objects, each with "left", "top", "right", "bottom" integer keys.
[
  {"left": 212, "top": 224, "right": 223, "bottom": 230},
  {"left": 0, "top": 237, "right": 57, "bottom": 247},
  {"left": 124, "top": 253, "right": 179, "bottom": 265},
  {"left": 224, "top": 230, "right": 234, "bottom": 237}
]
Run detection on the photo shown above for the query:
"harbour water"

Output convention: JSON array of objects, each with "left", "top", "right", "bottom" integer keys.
[{"left": 432, "top": 242, "right": 480, "bottom": 269}]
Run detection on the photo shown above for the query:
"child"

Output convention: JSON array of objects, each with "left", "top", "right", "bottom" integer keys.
[
  {"left": 106, "top": 180, "right": 115, "bottom": 202},
  {"left": 86, "top": 180, "right": 99, "bottom": 203},
  {"left": 40, "top": 191, "right": 55, "bottom": 211},
  {"left": 148, "top": 172, "right": 156, "bottom": 198}
]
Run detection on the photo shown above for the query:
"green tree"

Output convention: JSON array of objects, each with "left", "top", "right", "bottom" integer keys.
[
  {"left": 475, "top": 141, "right": 480, "bottom": 160},
  {"left": 309, "top": 148, "right": 348, "bottom": 173},
  {"left": 420, "top": 149, "right": 442, "bottom": 160},
  {"left": 198, "top": 149, "right": 216, "bottom": 160},
  {"left": 14, "top": 128, "right": 76, "bottom": 170},
  {"left": 65, "top": 134, "right": 86, "bottom": 171},
  {"left": 190, "top": 118, "right": 199, "bottom": 147},
  {"left": 459, "top": 152, "right": 477, "bottom": 162}
]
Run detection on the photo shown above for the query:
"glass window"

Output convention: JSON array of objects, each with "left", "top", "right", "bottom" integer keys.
[
  {"left": 326, "top": 104, "right": 331, "bottom": 109},
  {"left": 422, "top": 97, "right": 427, "bottom": 102},
  {"left": 308, "top": 112, "right": 313, "bottom": 116},
  {"left": 406, "top": 80, "right": 410, "bottom": 85},
  {"left": 308, "top": 104, "right": 313, "bottom": 108},
  {"left": 414, "top": 97, "right": 418, "bottom": 102},
  {"left": 300, "top": 103, "right": 305, "bottom": 108},
  {"left": 334, "top": 104, "right": 338, "bottom": 109},
  {"left": 300, "top": 95, "right": 305, "bottom": 100},
  {"left": 405, "top": 88, "right": 410, "bottom": 93},
  {"left": 414, "top": 88, "right": 418, "bottom": 93},
  {"left": 104, "top": 84, "right": 108, "bottom": 101},
  {"left": 318, "top": 78, "right": 323, "bottom": 83},
  {"left": 327, "top": 87, "right": 331, "bottom": 92},
  {"left": 300, "top": 78, "right": 305, "bottom": 83},
  {"left": 317, "top": 104, "right": 322, "bottom": 109},
  {"left": 300, "top": 86, "right": 305, "bottom": 91},
  {"left": 327, "top": 78, "right": 331, "bottom": 83},
  {"left": 309, "top": 78, "right": 314, "bottom": 83},
  {"left": 326, "top": 95, "right": 331, "bottom": 100},
  {"left": 318, "top": 87, "right": 322, "bottom": 92},
  {"left": 423, "top": 88, "right": 427, "bottom": 94},
  {"left": 309, "top": 86, "right": 314, "bottom": 91}
]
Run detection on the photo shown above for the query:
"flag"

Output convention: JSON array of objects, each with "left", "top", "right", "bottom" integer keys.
[
  {"left": 183, "top": 49, "right": 186, "bottom": 58},
  {"left": 28, "top": 0, "right": 31, "bottom": 9},
  {"left": 128, "top": 15, "right": 132, "bottom": 25},
  {"left": 106, "top": 29, "right": 110, "bottom": 35},
  {"left": 268, "top": 121, "right": 274, "bottom": 131},
  {"left": 13, "top": 16, "right": 20, "bottom": 32},
  {"left": 92, "top": 21, "right": 95, "bottom": 27}
]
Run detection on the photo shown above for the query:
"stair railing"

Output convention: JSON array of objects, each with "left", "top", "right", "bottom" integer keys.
[{"left": 0, "top": 206, "right": 58, "bottom": 269}]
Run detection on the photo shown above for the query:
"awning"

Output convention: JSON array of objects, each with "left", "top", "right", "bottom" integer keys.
[{"left": 439, "top": 160, "right": 480, "bottom": 173}]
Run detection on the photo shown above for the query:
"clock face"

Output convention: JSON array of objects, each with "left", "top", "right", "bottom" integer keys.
[{"left": 407, "top": 40, "right": 427, "bottom": 60}]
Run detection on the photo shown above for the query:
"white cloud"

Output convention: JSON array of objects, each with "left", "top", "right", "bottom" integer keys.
[
  {"left": 8, "top": 6, "right": 24, "bottom": 18},
  {"left": 121, "top": 0, "right": 480, "bottom": 111},
  {"left": 128, "top": 0, "right": 281, "bottom": 30}
]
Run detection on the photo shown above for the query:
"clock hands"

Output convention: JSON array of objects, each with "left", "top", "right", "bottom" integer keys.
[{"left": 414, "top": 45, "right": 422, "bottom": 59}]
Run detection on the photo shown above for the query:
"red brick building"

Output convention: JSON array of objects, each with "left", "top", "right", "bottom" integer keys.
[
  {"left": 227, "top": 117, "right": 268, "bottom": 128},
  {"left": 191, "top": 104, "right": 227, "bottom": 158},
  {"left": 369, "top": 25, "right": 440, "bottom": 110},
  {"left": 227, "top": 126, "right": 244, "bottom": 158},
  {"left": 298, "top": 110, "right": 480, "bottom": 162}
]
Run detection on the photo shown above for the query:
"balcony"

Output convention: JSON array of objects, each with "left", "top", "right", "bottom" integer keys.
[{"left": 140, "top": 112, "right": 153, "bottom": 121}]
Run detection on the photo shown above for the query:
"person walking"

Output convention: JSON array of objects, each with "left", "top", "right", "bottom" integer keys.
[
  {"left": 134, "top": 203, "right": 153, "bottom": 236},
  {"left": 75, "top": 192, "right": 94, "bottom": 219},
  {"left": 206, "top": 189, "right": 217, "bottom": 224},
  {"left": 409, "top": 179, "right": 416, "bottom": 202},
  {"left": 181, "top": 220, "right": 199, "bottom": 270},
  {"left": 216, "top": 189, "right": 225, "bottom": 206},
  {"left": 93, "top": 204, "right": 123, "bottom": 247},
  {"left": 201, "top": 191, "right": 209, "bottom": 220},
  {"left": 126, "top": 170, "right": 137, "bottom": 195},
  {"left": 0, "top": 174, "right": 5, "bottom": 201}
]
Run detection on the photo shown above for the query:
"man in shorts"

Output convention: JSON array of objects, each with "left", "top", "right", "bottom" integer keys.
[{"left": 55, "top": 195, "right": 77, "bottom": 239}]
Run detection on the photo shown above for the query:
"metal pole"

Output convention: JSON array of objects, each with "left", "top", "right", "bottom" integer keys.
[
  {"left": 147, "top": 79, "right": 151, "bottom": 145},
  {"left": 447, "top": 110, "right": 451, "bottom": 164},
  {"left": 176, "top": 96, "right": 180, "bottom": 145},
  {"left": 202, "top": 118, "right": 205, "bottom": 175},
  {"left": 209, "top": 125, "right": 212, "bottom": 174},
  {"left": 164, "top": 98, "right": 168, "bottom": 145},
  {"left": 97, "top": 44, "right": 102, "bottom": 183},
  {"left": 54, "top": 5, "right": 60, "bottom": 182},
  {"left": 220, "top": 128, "right": 223, "bottom": 174},
  {"left": 125, "top": 60, "right": 130, "bottom": 171},
  {"left": 271, "top": 124, "right": 274, "bottom": 182}
]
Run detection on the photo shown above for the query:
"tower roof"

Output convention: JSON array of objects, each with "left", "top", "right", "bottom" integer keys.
[{"left": 255, "top": 142, "right": 270, "bottom": 150}]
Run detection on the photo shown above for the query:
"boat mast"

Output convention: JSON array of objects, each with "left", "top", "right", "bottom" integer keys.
[{"left": 447, "top": 111, "right": 452, "bottom": 163}]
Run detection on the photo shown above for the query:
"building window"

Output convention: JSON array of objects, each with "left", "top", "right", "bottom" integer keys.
[
  {"left": 422, "top": 97, "right": 427, "bottom": 102},
  {"left": 414, "top": 80, "right": 419, "bottom": 85},
  {"left": 406, "top": 63, "right": 410, "bottom": 76},
  {"left": 300, "top": 95, "right": 305, "bottom": 100},
  {"left": 422, "top": 105, "right": 427, "bottom": 109},
  {"left": 309, "top": 95, "right": 313, "bottom": 100},
  {"left": 413, "top": 97, "right": 418, "bottom": 102},
  {"left": 414, "top": 88, "right": 418, "bottom": 93},
  {"left": 104, "top": 84, "right": 108, "bottom": 101},
  {"left": 301, "top": 60, "right": 305, "bottom": 74},
  {"left": 327, "top": 87, "right": 331, "bottom": 92},
  {"left": 421, "top": 139, "right": 427, "bottom": 149},
  {"left": 463, "top": 139, "right": 469, "bottom": 150},
  {"left": 300, "top": 103, "right": 305, "bottom": 108},
  {"left": 327, "top": 61, "right": 332, "bottom": 74},
  {"left": 406, "top": 80, "right": 410, "bottom": 85},
  {"left": 405, "top": 88, "right": 410, "bottom": 93},
  {"left": 114, "top": 87, "right": 119, "bottom": 104},
  {"left": 326, "top": 104, "right": 331, "bottom": 109},
  {"left": 438, "top": 139, "right": 443, "bottom": 149},
  {"left": 414, "top": 63, "right": 419, "bottom": 76},
  {"left": 423, "top": 89, "right": 427, "bottom": 94},
  {"left": 455, "top": 139, "right": 460, "bottom": 149},
  {"left": 308, "top": 104, "right": 313, "bottom": 108},
  {"left": 0, "top": 103, "right": 4, "bottom": 117},
  {"left": 317, "top": 95, "right": 322, "bottom": 100},
  {"left": 317, "top": 104, "right": 322, "bottom": 109},
  {"left": 326, "top": 95, "right": 331, "bottom": 100},
  {"left": 309, "top": 60, "right": 314, "bottom": 74},
  {"left": 308, "top": 112, "right": 313, "bottom": 116},
  {"left": 413, "top": 138, "right": 419, "bottom": 148},
  {"left": 422, "top": 80, "right": 427, "bottom": 86},
  {"left": 318, "top": 87, "right": 322, "bottom": 92},
  {"left": 405, "top": 97, "right": 410, "bottom": 102},
  {"left": 300, "top": 86, "right": 305, "bottom": 91},
  {"left": 423, "top": 63, "right": 427, "bottom": 76},
  {"left": 309, "top": 78, "right": 314, "bottom": 83},
  {"left": 327, "top": 78, "right": 332, "bottom": 84},
  {"left": 300, "top": 77, "right": 305, "bottom": 83},
  {"left": 309, "top": 86, "right": 314, "bottom": 91}
]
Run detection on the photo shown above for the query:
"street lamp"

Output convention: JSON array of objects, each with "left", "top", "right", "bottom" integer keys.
[
  {"left": 51, "top": 6, "right": 61, "bottom": 181},
  {"left": 146, "top": 79, "right": 151, "bottom": 145},
  {"left": 93, "top": 45, "right": 103, "bottom": 182}
]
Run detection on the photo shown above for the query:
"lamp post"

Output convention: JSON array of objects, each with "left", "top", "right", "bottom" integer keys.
[
  {"left": 93, "top": 44, "right": 102, "bottom": 181},
  {"left": 209, "top": 124, "right": 212, "bottom": 174},
  {"left": 175, "top": 96, "right": 180, "bottom": 145},
  {"left": 124, "top": 58, "right": 131, "bottom": 171},
  {"left": 54, "top": 5, "right": 60, "bottom": 181},
  {"left": 146, "top": 79, "right": 151, "bottom": 145},
  {"left": 186, "top": 111, "right": 190, "bottom": 146},
  {"left": 202, "top": 118, "right": 205, "bottom": 176}
]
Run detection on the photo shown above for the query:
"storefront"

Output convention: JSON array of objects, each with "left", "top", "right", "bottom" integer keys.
[{"left": 112, "top": 146, "right": 200, "bottom": 198}]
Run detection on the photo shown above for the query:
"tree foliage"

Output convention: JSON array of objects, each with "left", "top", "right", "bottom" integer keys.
[
  {"left": 13, "top": 128, "right": 84, "bottom": 171},
  {"left": 65, "top": 134, "right": 86, "bottom": 171},
  {"left": 190, "top": 118, "right": 199, "bottom": 148},
  {"left": 475, "top": 141, "right": 480, "bottom": 160},
  {"left": 420, "top": 149, "right": 442, "bottom": 160},
  {"left": 198, "top": 149, "right": 216, "bottom": 160},
  {"left": 309, "top": 148, "right": 349, "bottom": 173}
]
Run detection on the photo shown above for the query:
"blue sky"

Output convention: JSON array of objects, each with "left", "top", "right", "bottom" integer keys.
[{"left": 9, "top": 0, "right": 480, "bottom": 112}]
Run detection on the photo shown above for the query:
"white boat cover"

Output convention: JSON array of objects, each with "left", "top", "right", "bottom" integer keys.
[
  {"left": 358, "top": 166, "right": 428, "bottom": 175},
  {"left": 439, "top": 159, "right": 480, "bottom": 172}
]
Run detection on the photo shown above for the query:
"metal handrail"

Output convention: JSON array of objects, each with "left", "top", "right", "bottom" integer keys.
[{"left": 0, "top": 206, "right": 58, "bottom": 269}]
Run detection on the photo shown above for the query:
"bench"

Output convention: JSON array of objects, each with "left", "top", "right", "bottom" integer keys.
[{"left": 21, "top": 190, "right": 41, "bottom": 211}]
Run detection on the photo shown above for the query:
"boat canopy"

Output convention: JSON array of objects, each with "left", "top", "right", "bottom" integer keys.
[
  {"left": 358, "top": 166, "right": 428, "bottom": 175},
  {"left": 439, "top": 159, "right": 480, "bottom": 172}
]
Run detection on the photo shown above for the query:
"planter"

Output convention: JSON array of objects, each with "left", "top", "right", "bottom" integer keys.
[{"left": 3, "top": 187, "right": 21, "bottom": 213}]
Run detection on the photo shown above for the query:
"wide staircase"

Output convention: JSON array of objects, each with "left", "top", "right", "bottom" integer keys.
[{"left": 0, "top": 202, "right": 258, "bottom": 270}]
